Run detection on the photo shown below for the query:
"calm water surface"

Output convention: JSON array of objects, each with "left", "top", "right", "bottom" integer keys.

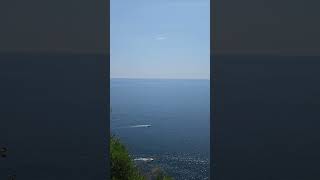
[{"left": 111, "top": 78, "right": 210, "bottom": 180}]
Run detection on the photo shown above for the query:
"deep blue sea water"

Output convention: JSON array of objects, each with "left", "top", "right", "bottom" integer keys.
[
  {"left": 4, "top": 54, "right": 320, "bottom": 180},
  {"left": 110, "top": 78, "right": 210, "bottom": 180}
]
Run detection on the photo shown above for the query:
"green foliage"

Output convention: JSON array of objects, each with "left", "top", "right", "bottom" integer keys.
[
  {"left": 161, "top": 176, "right": 173, "bottom": 180},
  {"left": 110, "top": 135, "right": 145, "bottom": 180},
  {"left": 110, "top": 135, "right": 173, "bottom": 180}
]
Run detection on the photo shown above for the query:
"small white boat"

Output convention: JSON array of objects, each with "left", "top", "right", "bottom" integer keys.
[{"left": 134, "top": 157, "right": 154, "bottom": 162}]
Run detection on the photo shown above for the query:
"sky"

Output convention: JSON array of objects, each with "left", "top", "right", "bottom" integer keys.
[
  {"left": 1, "top": 0, "right": 319, "bottom": 55},
  {"left": 110, "top": 0, "right": 210, "bottom": 79}
]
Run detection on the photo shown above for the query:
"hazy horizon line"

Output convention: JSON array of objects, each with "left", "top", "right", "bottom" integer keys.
[{"left": 110, "top": 77, "right": 210, "bottom": 80}]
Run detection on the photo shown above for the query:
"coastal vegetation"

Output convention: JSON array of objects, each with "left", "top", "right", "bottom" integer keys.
[{"left": 110, "top": 135, "right": 173, "bottom": 180}]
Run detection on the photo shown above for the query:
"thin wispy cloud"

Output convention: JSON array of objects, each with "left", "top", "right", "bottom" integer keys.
[
  {"left": 155, "top": 34, "right": 168, "bottom": 41},
  {"left": 111, "top": 0, "right": 209, "bottom": 80},
  {"left": 156, "top": 36, "right": 167, "bottom": 40}
]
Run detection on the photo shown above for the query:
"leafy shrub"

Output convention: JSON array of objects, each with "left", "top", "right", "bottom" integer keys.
[
  {"left": 110, "top": 135, "right": 173, "bottom": 180},
  {"left": 110, "top": 135, "right": 145, "bottom": 180}
]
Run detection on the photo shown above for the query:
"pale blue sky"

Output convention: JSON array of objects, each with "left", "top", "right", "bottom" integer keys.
[{"left": 111, "top": 0, "right": 210, "bottom": 79}]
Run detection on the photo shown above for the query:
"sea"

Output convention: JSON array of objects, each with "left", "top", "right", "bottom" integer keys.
[
  {"left": 110, "top": 78, "right": 210, "bottom": 180},
  {"left": 3, "top": 54, "right": 320, "bottom": 180}
]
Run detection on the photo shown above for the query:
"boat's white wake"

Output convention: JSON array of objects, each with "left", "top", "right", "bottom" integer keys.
[
  {"left": 134, "top": 157, "right": 154, "bottom": 162},
  {"left": 114, "top": 124, "right": 152, "bottom": 129}
]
